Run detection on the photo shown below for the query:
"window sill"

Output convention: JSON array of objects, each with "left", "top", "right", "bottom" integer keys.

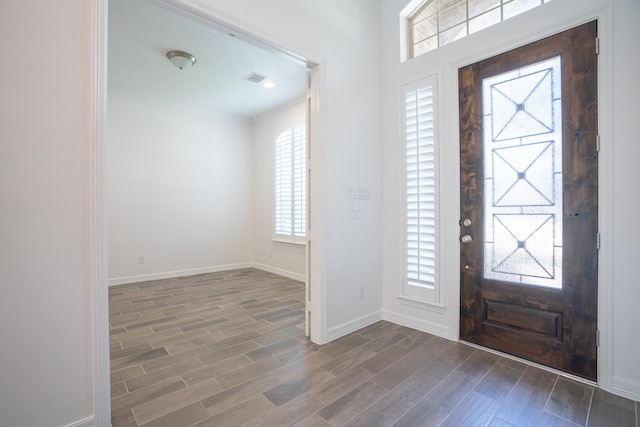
[
  {"left": 398, "top": 295, "right": 446, "bottom": 314},
  {"left": 272, "top": 238, "right": 306, "bottom": 247}
]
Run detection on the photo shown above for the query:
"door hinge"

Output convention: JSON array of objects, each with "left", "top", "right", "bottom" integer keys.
[
  {"left": 596, "top": 232, "right": 601, "bottom": 250},
  {"left": 595, "top": 37, "right": 600, "bottom": 55},
  {"left": 595, "top": 329, "right": 600, "bottom": 347},
  {"left": 596, "top": 134, "right": 601, "bottom": 152}
]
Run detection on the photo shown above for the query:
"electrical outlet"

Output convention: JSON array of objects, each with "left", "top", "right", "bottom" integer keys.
[
  {"left": 352, "top": 206, "right": 359, "bottom": 220},
  {"left": 138, "top": 255, "right": 145, "bottom": 264},
  {"left": 359, "top": 285, "right": 365, "bottom": 299}
]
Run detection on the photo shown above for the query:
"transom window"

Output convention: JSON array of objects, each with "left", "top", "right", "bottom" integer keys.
[
  {"left": 274, "top": 124, "right": 306, "bottom": 241},
  {"left": 408, "top": 0, "right": 553, "bottom": 59}
]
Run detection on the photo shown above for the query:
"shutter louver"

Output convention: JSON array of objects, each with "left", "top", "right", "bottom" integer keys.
[{"left": 405, "top": 86, "right": 436, "bottom": 290}]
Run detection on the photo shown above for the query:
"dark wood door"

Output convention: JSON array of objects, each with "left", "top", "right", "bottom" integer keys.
[{"left": 459, "top": 22, "right": 598, "bottom": 380}]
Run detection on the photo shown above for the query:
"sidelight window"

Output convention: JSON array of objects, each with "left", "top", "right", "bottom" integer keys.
[{"left": 402, "top": 75, "right": 440, "bottom": 303}]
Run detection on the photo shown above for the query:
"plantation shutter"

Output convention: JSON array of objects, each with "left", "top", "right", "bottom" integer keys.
[
  {"left": 274, "top": 124, "right": 306, "bottom": 240},
  {"left": 405, "top": 83, "right": 436, "bottom": 291},
  {"left": 292, "top": 125, "right": 306, "bottom": 237},
  {"left": 275, "top": 129, "right": 292, "bottom": 236}
]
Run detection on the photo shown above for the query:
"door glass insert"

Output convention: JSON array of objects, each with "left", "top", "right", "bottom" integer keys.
[{"left": 482, "top": 56, "right": 562, "bottom": 288}]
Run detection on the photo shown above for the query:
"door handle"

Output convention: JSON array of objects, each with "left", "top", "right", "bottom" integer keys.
[{"left": 460, "top": 235, "right": 473, "bottom": 244}]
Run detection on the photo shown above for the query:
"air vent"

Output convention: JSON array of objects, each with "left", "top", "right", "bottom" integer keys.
[{"left": 244, "top": 72, "right": 267, "bottom": 84}]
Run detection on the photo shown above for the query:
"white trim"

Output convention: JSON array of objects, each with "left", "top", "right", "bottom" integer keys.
[
  {"left": 307, "top": 63, "right": 327, "bottom": 345},
  {"left": 272, "top": 238, "right": 306, "bottom": 247},
  {"left": 612, "top": 377, "right": 640, "bottom": 402},
  {"left": 252, "top": 263, "right": 306, "bottom": 282},
  {"left": 108, "top": 263, "right": 254, "bottom": 286},
  {"left": 327, "top": 311, "right": 383, "bottom": 342},
  {"left": 90, "top": 0, "right": 110, "bottom": 426},
  {"left": 397, "top": 295, "right": 446, "bottom": 313},
  {"left": 109, "top": 263, "right": 305, "bottom": 287},
  {"left": 382, "top": 308, "right": 454, "bottom": 340},
  {"left": 593, "top": 3, "right": 614, "bottom": 395},
  {"left": 64, "top": 416, "right": 95, "bottom": 427}
]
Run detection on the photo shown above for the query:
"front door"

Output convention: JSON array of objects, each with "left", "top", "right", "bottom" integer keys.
[{"left": 458, "top": 22, "right": 598, "bottom": 380}]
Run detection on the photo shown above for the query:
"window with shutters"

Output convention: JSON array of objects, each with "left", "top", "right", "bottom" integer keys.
[
  {"left": 402, "top": 76, "right": 440, "bottom": 304},
  {"left": 407, "top": 0, "right": 554, "bottom": 60},
  {"left": 274, "top": 123, "right": 306, "bottom": 242}
]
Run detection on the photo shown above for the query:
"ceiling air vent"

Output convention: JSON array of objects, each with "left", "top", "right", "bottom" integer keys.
[{"left": 244, "top": 72, "right": 267, "bottom": 84}]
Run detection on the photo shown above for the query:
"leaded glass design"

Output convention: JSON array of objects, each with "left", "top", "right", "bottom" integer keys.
[{"left": 482, "top": 56, "right": 562, "bottom": 288}]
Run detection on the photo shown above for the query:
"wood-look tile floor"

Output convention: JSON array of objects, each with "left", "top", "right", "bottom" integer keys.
[{"left": 110, "top": 268, "right": 639, "bottom": 427}]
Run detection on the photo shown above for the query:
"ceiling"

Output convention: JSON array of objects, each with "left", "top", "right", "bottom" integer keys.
[{"left": 108, "top": 0, "right": 308, "bottom": 118}]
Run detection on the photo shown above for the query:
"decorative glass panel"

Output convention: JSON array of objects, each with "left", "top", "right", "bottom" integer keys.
[{"left": 482, "top": 56, "right": 562, "bottom": 288}]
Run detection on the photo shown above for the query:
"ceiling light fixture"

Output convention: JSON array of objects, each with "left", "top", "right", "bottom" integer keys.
[
  {"left": 166, "top": 50, "right": 196, "bottom": 70},
  {"left": 263, "top": 81, "right": 275, "bottom": 89}
]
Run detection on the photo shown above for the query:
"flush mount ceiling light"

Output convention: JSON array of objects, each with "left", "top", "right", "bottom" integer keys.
[{"left": 166, "top": 50, "right": 196, "bottom": 70}]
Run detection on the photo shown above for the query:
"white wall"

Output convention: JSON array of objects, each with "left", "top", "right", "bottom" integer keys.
[
  {"left": 108, "top": 93, "right": 253, "bottom": 284},
  {"left": 194, "top": 0, "right": 384, "bottom": 336},
  {"left": 252, "top": 98, "right": 306, "bottom": 281},
  {"left": 0, "top": 1, "right": 93, "bottom": 426},
  {"left": 380, "top": 0, "right": 640, "bottom": 400},
  {"left": 610, "top": 0, "right": 640, "bottom": 400}
]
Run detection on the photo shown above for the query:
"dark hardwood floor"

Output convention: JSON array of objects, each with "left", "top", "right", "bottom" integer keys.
[{"left": 109, "top": 269, "right": 638, "bottom": 426}]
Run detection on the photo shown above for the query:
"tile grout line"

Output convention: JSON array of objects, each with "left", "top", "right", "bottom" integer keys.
[
  {"left": 539, "top": 375, "right": 561, "bottom": 426},
  {"left": 486, "top": 361, "right": 528, "bottom": 426},
  {"left": 584, "top": 385, "right": 596, "bottom": 426}
]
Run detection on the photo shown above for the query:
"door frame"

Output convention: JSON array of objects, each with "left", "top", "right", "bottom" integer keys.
[
  {"left": 90, "top": 1, "right": 328, "bottom": 425},
  {"left": 440, "top": 4, "right": 613, "bottom": 385}
]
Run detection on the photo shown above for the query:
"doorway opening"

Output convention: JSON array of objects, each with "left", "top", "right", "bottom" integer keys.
[{"left": 93, "top": 0, "right": 325, "bottom": 424}]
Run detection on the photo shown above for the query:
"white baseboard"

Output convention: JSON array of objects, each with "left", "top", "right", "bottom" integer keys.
[
  {"left": 611, "top": 376, "right": 640, "bottom": 402},
  {"left": 327, "top": 310, "right": 383, "bottom": 342},
  {"left": 64, "top": 416, "right": 94, "bottom": 427},
  {"left": 382, "top": 309, "right": 454, "bottom": 340},
  {"left": 252, "top": 263, "right": 305, "bottom": 282},
  {"left": 108, "top": 263, "right": 253, "bottom": 286}
]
